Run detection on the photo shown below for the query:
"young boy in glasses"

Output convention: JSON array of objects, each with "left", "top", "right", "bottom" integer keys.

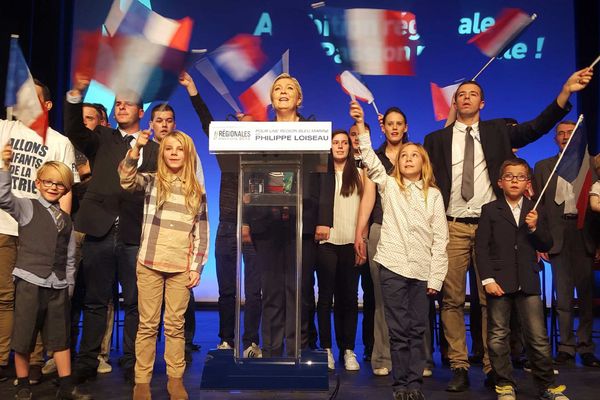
[
  {"left": 0, "top": 144, "right": 91, "bottom": 400},
  {"left": 475, "top": 158, "right": 569, "bottom": 400}
]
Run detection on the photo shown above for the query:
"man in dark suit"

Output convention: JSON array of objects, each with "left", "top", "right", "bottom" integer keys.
[
  {"left": 475, "top": 158, "right": 569, "bottom": 400},
  {"left": 533, "top": 121, "right": 600, "bottom": 368},
  {"left": 64, "top": 77, "right": 159, "bottom": 383},
  {"left": 423, "top": 68, "right": 593, "bottom": 392}
]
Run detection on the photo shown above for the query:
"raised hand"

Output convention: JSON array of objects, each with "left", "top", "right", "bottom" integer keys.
[
  {"left": 135, "top": 130, "right": 151, "bottom": 149},
  {"left": 349, "top": 100, "right": 364, "bottom": 123},
  {"left": 179, "top": 71, "right": 198, "bottom": 96}
]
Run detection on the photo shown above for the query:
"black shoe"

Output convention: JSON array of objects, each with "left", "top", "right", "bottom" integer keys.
[
  {"left": 1, "top": 364, "right": 11, "bottom": 382},
  {"left": 446, "top": 368, "right": 469, "bottom": 392},
  {"left": 484, "top": 371, "right": 497, "bottom": 389},
  {"left": 581, "top": 353, "right": 600, "bottom": 368},
  {"left": 123, "top": 367, "right": 135, "bottom": 385},
  {"left": 29, "top": 365, "right": 42, "bottom": 385},
  {"left": 468, "top": 353, "right": 483, "bottom": 364},
  {"left": 407, "top": 389, "right": 425, "bottom": 400},
  {"left": 72, "top": 368, "right": 96, "bottom": 385},
  {"left": 553, "top": 351, "right": 574, "bottom": 365},
  {"left": 15, "top": 387, "right": 32, "bottom": 400},
  {"left": 393, "top": 389, "right": 408, "bottom": 400},
  {"left": 56, "top": 386, "right": 93, "bottom": 400}
]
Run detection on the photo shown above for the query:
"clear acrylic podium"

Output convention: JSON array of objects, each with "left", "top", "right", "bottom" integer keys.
[{"left": 201, "top": 122, "right": 331, "bottom": 391}]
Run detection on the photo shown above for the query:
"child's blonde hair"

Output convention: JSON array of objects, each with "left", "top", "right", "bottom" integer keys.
[
  {"left": 37, "top": 161, "right": 74, "bottom": 191},
  {"left": 156, "top": 131, "right": 204, "bottom": 215},
  {"left": 392, "top": 142, "right": 437, "bottom": 201}
]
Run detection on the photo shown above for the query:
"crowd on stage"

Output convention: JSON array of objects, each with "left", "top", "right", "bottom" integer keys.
[{"left": 0, "top": 65, "right": 598, "bottom": 400}]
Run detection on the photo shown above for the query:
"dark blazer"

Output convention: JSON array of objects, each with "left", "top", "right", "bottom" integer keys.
[
  {"left": 63, "top": 100, "right": 159, "bottom": 243},
  {"left": 533, "top": 155, "right": 595, "bottom": 255},
  {"left": 423, "top": 100, "right": 570, "bottom": 210},
  {"left": 475, "top": 197, "right": 552, "bottom": 295}
]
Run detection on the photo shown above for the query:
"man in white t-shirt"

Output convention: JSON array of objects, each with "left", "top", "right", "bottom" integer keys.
[{"left": 0, "top": 80, "right": 79, "bottom": 383}]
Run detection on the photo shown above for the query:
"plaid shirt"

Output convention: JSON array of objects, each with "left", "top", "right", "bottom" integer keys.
[{"left": 119, "top": 152, "right": 208, "bottom": 274}]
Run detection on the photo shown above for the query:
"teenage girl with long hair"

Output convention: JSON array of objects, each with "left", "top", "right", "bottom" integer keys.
[
  {"left": 119, "top": 130, "right": 208, "bottom": 400},
  {"left": 350, "top": 101, "right": 448, "bottom": 400}
]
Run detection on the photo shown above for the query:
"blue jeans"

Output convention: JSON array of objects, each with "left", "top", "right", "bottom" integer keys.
[
  {"left": 380, "top": 267, "right": 428, "bottom": 391},
  {"left": 487, "top": 292, "right": 555, "bottom": 392}
]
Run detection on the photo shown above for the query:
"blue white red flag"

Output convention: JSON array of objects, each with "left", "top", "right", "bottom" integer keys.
[
  {"left": 336, "top": 70, "right": 374, "bottom": 103},
  {"left": 315, "top": 7, "right": 418, "bottom": 76},
  {"left": 468, "top": 8, "right": 535, "bottom": 58},
  {"left": 555, "top": 121, "right": 593, "bottom": 229},
  {"left": 74, "top": 0, "right": 193, "bottom": 103},
  {"left": 430, "top": 82, "right": 461, "bottom": 121},
  {"left": 4, "top": 36, "right": 48, "bottom": 141},
  {"left": 238, "top": 57, "right": 284, "bottom": 121},
  {"left": 212, "top": 34, "right": 266, "bottom": 82}
]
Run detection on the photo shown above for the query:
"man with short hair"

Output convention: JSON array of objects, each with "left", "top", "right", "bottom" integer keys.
[
  {"left": 64, "top": 76, "right": 159, "bottom": 384},
  {"left": 423, "top": 68, "right": 593, "bottom": 392},
  {"left": 533, "top": 120, "right": 600, "bottom": 368}
]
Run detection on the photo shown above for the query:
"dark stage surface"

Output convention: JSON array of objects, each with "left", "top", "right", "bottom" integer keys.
[{"left": 1, "top": 310, "right": 599, "bottom": 400}]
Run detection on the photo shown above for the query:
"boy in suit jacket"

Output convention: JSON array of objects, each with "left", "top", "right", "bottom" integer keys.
[{"left": 476, "top": 159, "right": 568, "bottom": 400}]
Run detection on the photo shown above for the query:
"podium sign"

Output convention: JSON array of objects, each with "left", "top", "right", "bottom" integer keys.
[{"left": 209, "top": 121, "right": 332, "bottom": 153}]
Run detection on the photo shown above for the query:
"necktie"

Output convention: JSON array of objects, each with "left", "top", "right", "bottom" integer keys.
[
  {"left": 124, "top": 135, "right": 134, "bottom": 146},
  {"left": 461, "top": 126, "right": 474, "bottom": 201},
  {"left": 50, "top": 204, "right": 66, "bottom": 231}
]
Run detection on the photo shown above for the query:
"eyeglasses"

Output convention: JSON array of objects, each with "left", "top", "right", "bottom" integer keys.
[
  {"left": 40, "top": 180, "right": 66, "bottom": 190},
  {"left": 501, "top": 173, "right": 529, "bottom": 182}
]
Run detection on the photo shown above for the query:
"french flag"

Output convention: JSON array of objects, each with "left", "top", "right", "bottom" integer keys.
[
  {"left": 212, "top": 34, "right": 266, "bottom": 81},
  {"left": 468, "top": 8, "right": 535, "bottom": 58},
  {"left": 555, "top": 122, "right": 593, "bottom": 229},
  {"left": 336, "top": 70, "right": 374, "bottom": 103},
  {"left": 430, "top": 82, "right": 461, "bottom": 121},
  {"left": 316, "top": 7, "right": 417, "bottom": 76},
  {"left": 238, "top": 58, "right": 284, "bottom": 121},
  {"left": 4, "top": 35, "right": 48, "bottom": 141},
  {"left": 74, "top": 0, "right": 193, "bottom": 103}
]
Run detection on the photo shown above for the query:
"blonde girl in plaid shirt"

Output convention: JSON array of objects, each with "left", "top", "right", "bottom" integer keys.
[{"left": 119, "top": 130, "right": 208, "bottom": 400}]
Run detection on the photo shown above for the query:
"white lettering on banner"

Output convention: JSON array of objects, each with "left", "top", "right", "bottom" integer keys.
[
  {"left": 209, "top": 121, "right": 331, "bottom": 153},
  {"left": 8, "top": 137, "right": 49, "bottom": 194}
]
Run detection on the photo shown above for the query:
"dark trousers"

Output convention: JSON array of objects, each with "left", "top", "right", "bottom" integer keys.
[
  {"left": 214, "top": 221, "right": 260, "bottom": 348},
  {"left": 487, "top": 293, "right": 555, "bottom": 392},
  {"left": 380, "top": 267, "right": 428, "bottom": 391},
  {"left": 550, "top": 219, "right": 595, "bottom": 355},
  {"left": 358, "top": 261, "right": 375, "bottom": 353},
  {"left": 468, "top": 262, "right": 484, "bottom": 357},
  {"left": 316, "top": 243, "right": 359, "bottom": 351},
  {"left": 76, "top": 226, "right": 138, "bottom": 372}
]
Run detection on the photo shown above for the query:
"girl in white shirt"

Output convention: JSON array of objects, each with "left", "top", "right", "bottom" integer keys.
[
  {"left": 350, "top": 101, "right": 448, "bottom": 399},
  {"left": 315, "top": 130, "right": 364, "bottom": 371}
]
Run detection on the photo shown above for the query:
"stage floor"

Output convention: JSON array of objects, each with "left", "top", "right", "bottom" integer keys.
[{"left": 1, "top": 310, "right": 599, "bottom": 400}]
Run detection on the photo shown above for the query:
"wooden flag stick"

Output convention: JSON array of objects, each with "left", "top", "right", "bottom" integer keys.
[{"left": 533, "top": 114, "right": 584, "bottom": 210}]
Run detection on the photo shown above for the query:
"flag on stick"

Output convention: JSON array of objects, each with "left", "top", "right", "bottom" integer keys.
[
  {"left": 4, "top": 35, "right": 48, "bottom": 141},
  {"left": 468, "top": 8, "right": 536, "bottom": 58},
  {"left": 212, "top": 34, "right": 266, "bottom": 81},
  {"left": 194, "top": 58, "right": 241, "bottom": 113},
  {"left": 314, "top": 7, "right": 418, "bottom": 76},
  {"left": 337, "top": 71, "right": 374, "bottom": 103},
  {"left": 238, "top": 57, "right": 284, "bottom": 121},
  {"left": 430, "top": 82, "right": 461, "bottom": 121}
]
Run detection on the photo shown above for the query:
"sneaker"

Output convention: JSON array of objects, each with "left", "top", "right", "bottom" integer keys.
[
  {"left": 496, "top": 385, "right": 516, "bottom": 400},
  {"left": 243, "top": 343, "right": 263, "bottom": 358},
  {"left": 343, "top": 350, "right": 360, "bottom": 371},
  {"left": 540, "top": 385, "right": 569, "bottom": 400},
  {"left": 422, "top": 367, "right": 432, "bottom": 377},
  {"left": 217, "top": 341, "right": 232, "bottom": 350},
  {"left": 373, "top": 367, "right": 389, "bottom": 376},
  {"left": 97, "top": 356, "right": 112, "bottom": 374},
  {"left": 325, "top": 348, "right": 335, "bottom": 370},
  {"left": 14, "top": 387, "right": 33, "bottom": 400},
  {"left": 446, "top": 368, "right": 469, "bottom": 392},
  {"left": 42, "top": 359, "right": 57, "bottom": 375},
  {"left": 28, "top": 365, "right": 42, "bottom": 385}
]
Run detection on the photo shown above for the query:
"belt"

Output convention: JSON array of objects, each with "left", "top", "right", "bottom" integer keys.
[
  {"left": 561, "top": 214, "right": 578, "bottom": 220},
  {"left": 447, "top": 216, "right": 480, "bottom": 224}
]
